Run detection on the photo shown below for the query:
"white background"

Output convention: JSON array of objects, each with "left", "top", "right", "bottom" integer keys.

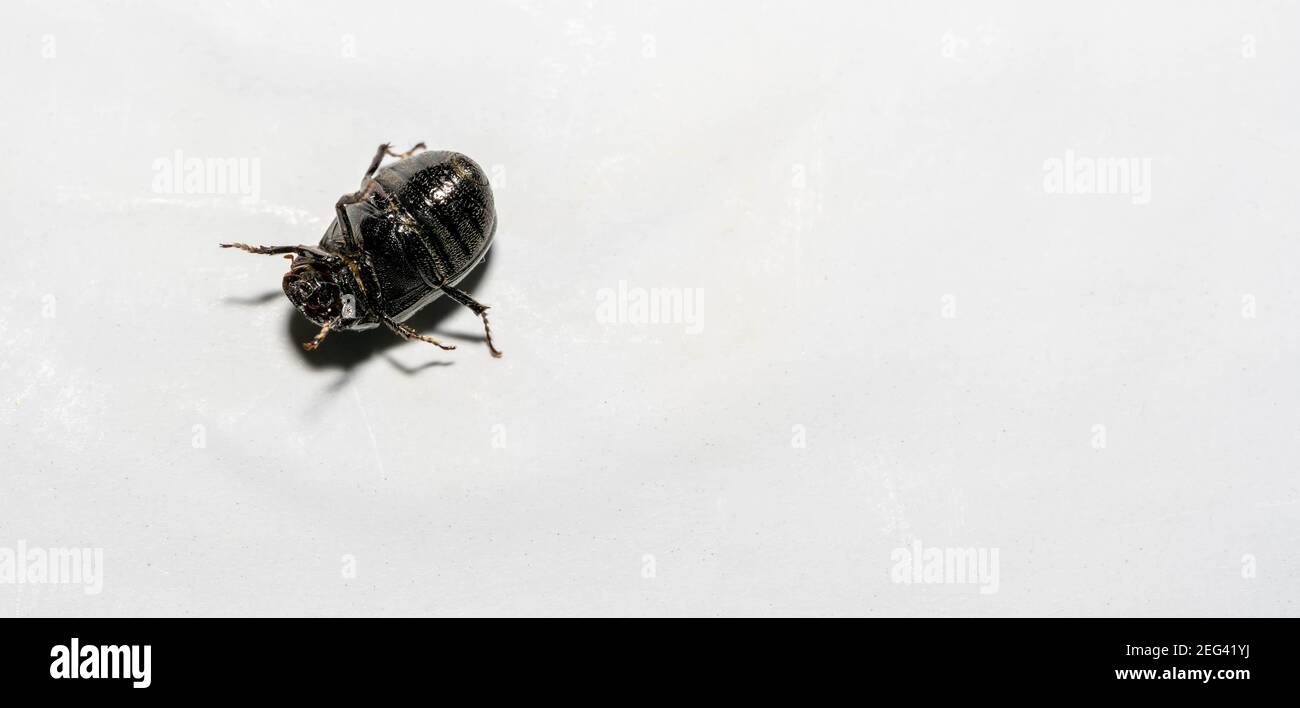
[{"left": 2, "top": 0, "right": 1297, "bottom": 616}]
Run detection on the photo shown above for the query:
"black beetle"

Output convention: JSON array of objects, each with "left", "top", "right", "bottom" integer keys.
[{"left": 222, "top": 142, "right": 502, "bottom": 357}]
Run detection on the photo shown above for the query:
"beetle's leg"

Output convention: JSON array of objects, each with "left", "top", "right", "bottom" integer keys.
[
  {"left": 334, "top": 179, "right": 388, "bottom": 252},
  {"left": 359, "top": 143, "right": 391, "bottom": 187},
  {"left": 439, "top": 285, "right": 503, "bottom": 358},
  {"left": 335, "top": 143, "right": 398, "bottom": 249},
  {"left": 385, "top": 142, "right": 426, "bottom": 160},
  {"left": 357, "top": 142, "right": 424, "bottom": 188},
  {"left": 302, "top": 318, "right": 340, "bottom": 351},
  {"left": 381, "top": 317, "right": 456, "bottom": 351},
  {"left": 220, "top": 243, "right": 331, "bottom": 258},
  {"left": 356, "top": 141, "right": 422, "bottom": 185}
]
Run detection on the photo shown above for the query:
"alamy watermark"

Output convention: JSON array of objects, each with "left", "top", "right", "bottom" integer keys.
[
  {"left": 50, "top": 638, "right": 150, "bottom": 688},
  {"left": 890, "top": 540, "right": 999, "bottom": 595},
  {"left": 0, "top": 541, "right": 103, "bottom": 595},
  {"left": 1043, "top": 149, "right": 1151, "bottom": 205},
  {"left": 596, "top": 280, "right": 704, "bottom": 334},
  {"left": 152, "top": 149, "right": 261, "bottom": 201}
]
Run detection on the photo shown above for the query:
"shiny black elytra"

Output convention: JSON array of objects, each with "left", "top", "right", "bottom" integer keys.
[{"left": 222, "top": 142, "right": 501, "bottom": 357}]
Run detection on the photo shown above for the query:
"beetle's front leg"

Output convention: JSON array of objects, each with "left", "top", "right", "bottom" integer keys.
[
  {"left": 335, "top": 142, "right": 398, "bottom": 250},
  {"left": 334, "top": 180, "right": 388, "bottom": 253},
  {"left": 220, "top": 243, "right": 331, "bottom": 258},
  {"left": 359, "top": 143, "right": 390, "bottom": 187},
  {"left": 336, "top": 141, "right": 418, "bottom": 249},
  {"left": 384, "top": 142, "right": 426, "bottom": 161},
  {"left": 357, "top": 141, "right": 424, "bottom": 188}
]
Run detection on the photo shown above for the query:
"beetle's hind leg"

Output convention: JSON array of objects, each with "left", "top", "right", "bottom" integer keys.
[
  {"left": 439, "top": 285, "right": 503, "bottom": 358},
  {"left": 382, "top": 317, "right": 456, "bottom": 351}
]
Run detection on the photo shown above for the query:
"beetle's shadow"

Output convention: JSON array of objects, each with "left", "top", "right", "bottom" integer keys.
[{"left": 283, "top": 256, "right": 494, "bottom": 384}]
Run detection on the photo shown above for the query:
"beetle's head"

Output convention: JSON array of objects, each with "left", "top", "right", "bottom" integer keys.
[{"left": 282, "top": 257, "right": 368, "bottom": 329}]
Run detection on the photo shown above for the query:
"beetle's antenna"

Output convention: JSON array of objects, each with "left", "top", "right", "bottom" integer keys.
[{"left": 303, "top": 318, "right": 339, "bottom": 351}]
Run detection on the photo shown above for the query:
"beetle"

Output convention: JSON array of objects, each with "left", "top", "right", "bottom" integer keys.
[{"left": 222, "top": 142, "right": 502, "bottom": 357}]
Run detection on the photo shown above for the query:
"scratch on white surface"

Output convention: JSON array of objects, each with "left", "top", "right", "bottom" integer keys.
[
  {"left": 1257, "top": 499, "right": 1300, "bottom": 508},
  {"left": 224, "top": 386, "right": 280, "bottom": 426},
  {"left": 1119, "top": 499, "right": 1298, "bottom": 529},
  {"left": 54, "top": 188, "right": 325, "bottom": 227},
  {"left": 876, "top": 448, "right": 909, "bottom": 539},
  {"left": 350, "top": 385, "right": 386, "bottom": 478},
  {"left": 1116, "top": 509, "right": 1204, "bottom": 529},
  {"left": 569, "top": 337, "right": 665, "bottom": 345}
]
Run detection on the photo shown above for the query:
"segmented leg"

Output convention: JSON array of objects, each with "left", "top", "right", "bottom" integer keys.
[
  {"left": 359, "top": 143, "right": 390, "bottom": 187},
  {"left": 220, "top": 243, "right": 331, "bottom": 259},
  {"left": 335, "top": 142, "right": 420, "bottom": 249},
  {"left": 335, "top": 179, "right": 387, "bottom": 253},
  {"left": 358, "top": 141, "right": 425, "bottom": 188},
  {"left": 440, "top": 285, "right": 503, "bottom": 358},
  {"left": 382, "top": 318, "right": 456, "bottom": 351},
  {"left": 302, "top": 318, "right": 339, "bottom": 351},
  {"left": 384, "top": 142, "right": 426, "bottom": 161}
]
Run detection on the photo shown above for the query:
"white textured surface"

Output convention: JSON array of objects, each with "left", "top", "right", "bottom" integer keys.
[{"left": 1, "top": 0, "right": 1297, "bottom": 616}]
